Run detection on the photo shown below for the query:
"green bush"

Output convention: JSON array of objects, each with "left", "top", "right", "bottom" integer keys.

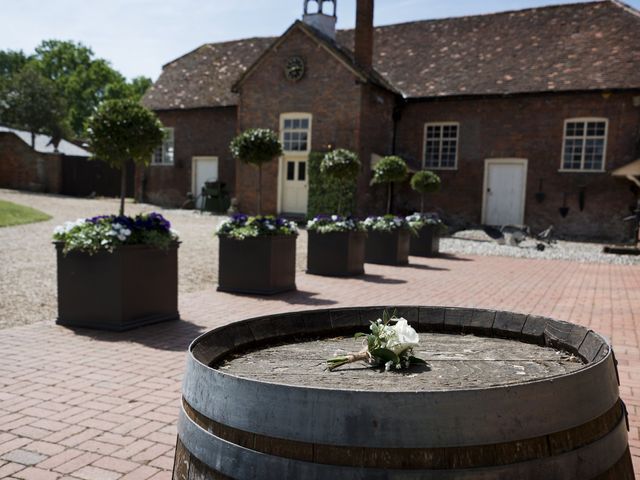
[
  {"left": 87, "top": 99, "right": 164, "bottom": 215},
  {"left": 370, "top": 155, "right": 408, "bottom": 186},
  {"left": 410, "top": 170, "right": 441, "bottom": 213},
  {"left": 229, "top": 128, "right": 282, "bottom": 214},
  {"left": 321, "top": 149, "right": 360, "bottom": 181},
  {"left": 371, "top": 155, "right": 408, "bottom": 214},
  {"left": 308, "top": 151, "right": 357, "bottom": 218},
  {"left": 229, "top": 128, "right": 282, "bottom": 166}
]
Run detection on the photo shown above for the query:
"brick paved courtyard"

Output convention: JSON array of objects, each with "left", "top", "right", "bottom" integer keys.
[{"left": 1, "top": 253, "right": 639, "bottom": 479}]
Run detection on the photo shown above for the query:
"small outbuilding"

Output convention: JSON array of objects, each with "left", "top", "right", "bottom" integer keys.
[{"left": 0, "top": 125, "right": 133, "bottom": 197}]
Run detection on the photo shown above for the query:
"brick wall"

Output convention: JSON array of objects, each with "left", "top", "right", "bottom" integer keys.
[
  {"left": 357, "top": 84, "right": 396, "bottom": 215},
  {"left": 0, "top": 133, "right": 62, "bottom": 193},
  {"left": 393, "top": 91, "right": 640, "bottom": 241},
  {"left": 236, "top": 26, "right": 364, "bottom": 215},
  {"left": 136, "top": 106, "right": 237, "bottom": 207}
]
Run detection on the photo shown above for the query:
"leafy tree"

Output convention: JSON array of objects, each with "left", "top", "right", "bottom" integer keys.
[
  {"left": 410, "top": 170, "right": 441, "bottom": 213},
  {"left": 0, "top": 41, "right": 153, "bottom": 138},
  {"left": 87, "top": 99, "right": 164, "bottom": 215},
  {"left": 320, "top": 148, "right": 360, "bottom": 215},
  {"left": 0, "top": 50, "right": 29, "bottom": 84},
  {"left": 371, "top": 155, "right": 408, "bottom": 214},
  {"left": 106, "top": 76, "right": 153, "bottom": 102},
  {"left": 230, "top": 128, "right": 283, "bottom": 214},
  {"left": 0, "top": 64, "right": 69, "bottom": 146},
  {"left": 34, "top": 40, "right": 124, "bottom": 135}
]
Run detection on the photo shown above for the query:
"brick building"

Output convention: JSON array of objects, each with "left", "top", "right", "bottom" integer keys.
[
  {"left": 141, "top": 0, "right": 640, "bottom": 240},
  {"left": 0, "top": 125, "right": 134, "bottom": 197}
]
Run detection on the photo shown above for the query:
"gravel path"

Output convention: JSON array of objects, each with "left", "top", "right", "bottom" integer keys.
[
  {"left": 1, "top": 189, "right": 637, "bottom": 330},
  {"left": 443, "top": 230, "right": 640, "bottom": 266}
]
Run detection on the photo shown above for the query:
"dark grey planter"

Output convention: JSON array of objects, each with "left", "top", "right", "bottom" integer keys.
[
  {"left": 365, "top": 229, "right": 410, "bottom": 265},
  {"left": 218, "top": 235, "right": 296, "bottom": 295},
  {"left": 307, "top": 230, "right": 366, "bottom": 277},
  {"left": 56, "top": 243, "right": 179, "bottom": 331},
  {"left": 410, "top": 224, "right": 441, "bottom": 257}
]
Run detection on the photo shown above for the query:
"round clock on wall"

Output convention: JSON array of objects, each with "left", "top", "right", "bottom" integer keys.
[{"left": 285, "top": 56, "right": 305, "bottom": 82}]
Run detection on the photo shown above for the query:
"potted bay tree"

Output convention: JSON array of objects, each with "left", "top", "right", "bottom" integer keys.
[
  {"left": 306, "top": 149, "right": 366, "bottom": 276},
  {"left": 365, "top": 155, "right": 413, "bottom": 265},
  {"left": 217, "top": 128, "right": 298, "bottom": 294},
  {"left": 53, "top": 99, "right": 179, "bottom": 331},
  {"left": 407, "top": 169, "right": 445, "bottom": 257}
]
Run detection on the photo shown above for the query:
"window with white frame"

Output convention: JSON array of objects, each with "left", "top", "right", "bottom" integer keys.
[
  {"left": 282, "top": 116, "right": 310, "bottom": 152},
  {"left": 561, "top": 119, "right": 607, "bottom": 171},
  {"left": 152, "top": 127, "right": 175, "bottom": 165},
  {"left": 423, "top": 123, "right": 459, "bottom": 169}
]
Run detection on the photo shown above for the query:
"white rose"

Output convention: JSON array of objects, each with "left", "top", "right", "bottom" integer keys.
[{"left": 386, "top": 318, "right": 419, "bottom": 355}]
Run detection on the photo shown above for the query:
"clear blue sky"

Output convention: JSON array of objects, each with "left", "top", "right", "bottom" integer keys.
[{"left": 1, "top": 0, "right": 639, "bottom": 81}]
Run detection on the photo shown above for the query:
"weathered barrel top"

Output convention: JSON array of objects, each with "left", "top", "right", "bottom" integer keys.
[{"left": 217, "top": 333, "right": 585, "bottom": 391}]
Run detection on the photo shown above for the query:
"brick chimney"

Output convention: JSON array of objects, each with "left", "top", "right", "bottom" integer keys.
[{"left": 354, "top": 0, "right": 374, "bottom": 70}]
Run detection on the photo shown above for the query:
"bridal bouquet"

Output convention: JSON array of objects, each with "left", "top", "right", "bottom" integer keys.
[{"left": 327, "top": 311, "right": 426, "bottom": 371}]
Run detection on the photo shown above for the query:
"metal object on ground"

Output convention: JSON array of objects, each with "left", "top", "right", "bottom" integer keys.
[
  {"left": 200, "top": 181, "right": 230, "bottom": 213},
  {"left": 173, "top": 306, "right": 635, "bottom": 480}
]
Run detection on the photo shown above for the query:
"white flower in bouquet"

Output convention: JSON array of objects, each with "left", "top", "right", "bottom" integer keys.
[
  {"left": 326, "top": 311, "right": 426, "bottom": 371},
  {"left": 386, "top": 318, "right": 420, "bottom": 355}
]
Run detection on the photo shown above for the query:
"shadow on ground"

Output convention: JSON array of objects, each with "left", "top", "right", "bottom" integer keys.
[
  {"left": 64, "top": 318, "right": 206, "bottom": 351},
  {"left": 404, "top": 263, "right": 450, "bottom": 271},
  {"left": 435, "top": 253, "right": 474, "bottom": 262},
  {"left": 356, "top": 274, "right": 407, "bottom": 285}
]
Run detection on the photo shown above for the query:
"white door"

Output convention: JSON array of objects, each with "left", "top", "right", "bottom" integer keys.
[
  {"left": 192, "top": 156, "right": 218, "bottom": 209},
  {"left": 281, "top": 156, "right": 308, "bottom": 214},
  {"left": 483, "top": 159, "right": 528, "bottom": 226},
  {"left": 279, "top": 114, "right": 311, "bottom": 214}
]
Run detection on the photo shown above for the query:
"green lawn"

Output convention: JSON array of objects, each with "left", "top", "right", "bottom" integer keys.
[{"left": 0, "top": 199, "right": 52, "bottom": 227}]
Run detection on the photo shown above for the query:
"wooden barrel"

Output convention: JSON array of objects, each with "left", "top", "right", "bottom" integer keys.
[{"left": 173, "top": 306, "right": 635, "bottom": 480}]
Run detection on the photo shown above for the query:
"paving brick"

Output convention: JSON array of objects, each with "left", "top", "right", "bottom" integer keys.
[
  {"left": 119, "top": 465, "right": 160, "bottom": 480},
  {"left": 130, "top": 444, "right": 172, "bottom": 463},
  {"left": 13, "top": 467, "right": 61, "bottom": 480},
  {"left": 91, "top": 457, "right": 139, "bottom": 474},
  {"left": 23, "top": 441, "right": 66, "bottom": 456},
  {"left": 1, "top": 449, "right": 46, "bottom": 466},
  {"left": 73, "top": 466, "right": 121, "bottom": 480},
  {"left": 35, "top": 449, "right": 83, "bottom": 470},
  {"left": 0, "top": 462, "right": 26, "bottom": 478},
  {"left": 52, "top": 452, "right": 100, "bottom": 474}
]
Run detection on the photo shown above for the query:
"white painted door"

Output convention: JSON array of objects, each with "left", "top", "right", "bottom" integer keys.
[
  {"left": 281, "top": 156, "right": 308, "bottom": 214},
  {"left": 483, "top": 160, "right": 527, "bottom": 226},
  {"left": 279, "top": 114, "right": 311, "bottom": 214},
  {"left": 192, "top": 156, "right": 218, "bottom": 209}
]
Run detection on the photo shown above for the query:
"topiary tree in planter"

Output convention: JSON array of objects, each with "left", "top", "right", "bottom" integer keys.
[
  {"left": 230, "top": 128, "right": 283, "bottom": 214},
  {"left": 371, "top": 155, "right": 408, "bottom": 214},
  {"left": 410, "top": 170, "right": 441, "bottom": 213},
  {"left": 87, "top": 99, "right": 164, "bottom": 216},
  {"left": 320, "top": 148, "right": 360, "bottom": 215}
]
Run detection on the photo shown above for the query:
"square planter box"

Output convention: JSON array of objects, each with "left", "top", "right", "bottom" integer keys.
[
  {"left": 307, "top": 230, "right": 366, "bottom": 277},
  {"left": 365, "top": 229, "right": 410, "bottom": 265},
  {"left": 56, "top": 243, "right": 180, "bottom": 331},
  {"left": 218, "top": 235, "right": 296, "bottom": 295},
  {"left": 409, "top": 224, "right": 441, "bottom": 257}
]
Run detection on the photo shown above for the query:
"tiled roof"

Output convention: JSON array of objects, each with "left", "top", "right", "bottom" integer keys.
[
  {"left": 143, "top": 1, "right": 640, "bottom": 110},
  {"left": 142, "top": 37, "right": 275, "bottom": 110},
  {"left": 0, "top": 126, "right": 91, "bottom": 157}
]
